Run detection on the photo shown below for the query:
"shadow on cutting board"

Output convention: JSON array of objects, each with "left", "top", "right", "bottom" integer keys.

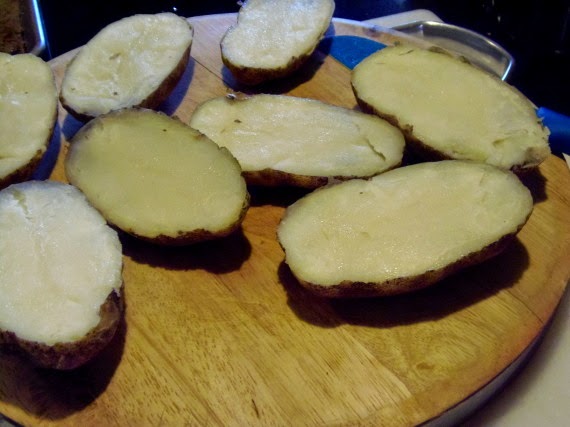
[
  {"left": 0, "top": 308, "right": 127, "bottom": 421},
  {"left": 121, "top": 227, "right": 252, "bottom": 273},
  {"left": 280, "top": 238, "right": 529, "bottom": 328}
]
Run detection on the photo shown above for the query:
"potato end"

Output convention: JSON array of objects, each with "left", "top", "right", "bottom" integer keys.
[{"left": 0, "top": 288, "right": 124, "bottom": 370}]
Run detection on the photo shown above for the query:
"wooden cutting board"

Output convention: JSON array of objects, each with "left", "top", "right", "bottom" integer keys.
[{"left": 1, "top": 13, "right": 570, "bottom": 427}]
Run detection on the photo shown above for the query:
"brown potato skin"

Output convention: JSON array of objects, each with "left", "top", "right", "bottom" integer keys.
[
  {"left": 221, "top": 50, "right": 313, "bottom": 86},
  {"left": 245, "top": 169, "right": 331, "bottom": 188},
  {"left": 61, "top": 43, "right": 191, "bottom": 122},
  {"left": 285, "top": 225, "right": 528, "bottom": 298},
  {"left": 244, "top": 164, "right": 402, "bottom": 189},
  {"left": 0, "top": 148, "right": 47, "bottom": 190},
  {"left": 0, "top": 286, "right": 123, "bottom": 370},
  {"left": 135, "top": 44, "right": 191, "bottom": 110}
]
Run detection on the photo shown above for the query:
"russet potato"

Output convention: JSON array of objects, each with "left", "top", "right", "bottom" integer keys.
[
  {"left": 65, "top": 109, "right": 250, "bottom": 245},
  {"left": 352, "top": 45, "right": 551, "bottom": 173},
  {"left": 278, "top": 160, "right": 534, "bottom": 297},
  {"left": 60, "top": 13, "right": 193, "bottom": 120},
  {"left": 0, "top": 53, "right": 57, "bottom": 189},
  {"left": 190, "top": 94, "right": 405, "bottom": 188},
  {"left": 221, "top": 0, "right": 335, "bottom": 85},
  {"left": 0, "top": 181, "right": 123, "bottom": 369}
]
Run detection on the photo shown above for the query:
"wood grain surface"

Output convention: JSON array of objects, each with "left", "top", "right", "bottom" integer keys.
[{"left": 1, "top": 13, "right": 569, "bottom": 426}]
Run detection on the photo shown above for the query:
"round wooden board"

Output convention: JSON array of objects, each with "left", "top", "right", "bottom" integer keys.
[{"left": 1, "top": 14, "right": 569, "bottom": 427}]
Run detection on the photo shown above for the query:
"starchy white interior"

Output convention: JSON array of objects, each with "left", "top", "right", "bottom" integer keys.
[
  {"left": 0, "top": 181, "right": 122, "bottom": 345},
  {"left": 190, "top": 95, "right": 404, "bottom": 177},
  {"left": 352, "top": 46, "right": 550, "bottom": 170},
  {"left": 222, "top": 0, "right": 334, "bottom": 68},
  {"left": 278, "top": 161, "right": 533, "bottom": 286},
  {"left": 0, "top": 53, "right": 57, "bottom": 178},
  {"left": 65, "top": 110, "right": 248, "bottom": 239},
  {"left": 60, "top": 13, "right": 192, "bottom": 117}
]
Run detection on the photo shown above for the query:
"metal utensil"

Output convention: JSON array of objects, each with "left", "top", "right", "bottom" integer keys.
[{"left": 393, "top": 20, "right": 514, "bottom": 80}]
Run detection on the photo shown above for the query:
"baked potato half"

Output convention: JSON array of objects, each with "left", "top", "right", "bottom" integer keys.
[
  {"left": 351, "top": 45, "right": 550, "bottom": 173},
  {"left": 221, "top": 0, "right": 335, "bottom": 85},
  {"left": 60, "top": 13, "right": 193, "bottom": 120},
  {"left": 65, "top": 109, "right": 249, "bottom": 245},
  {"left": 189, "top": 94, "right": 405, "bottom": 188},
  {"left": 278, "top": 160, "right": 533, "bottom": 297},
  {"left": 0, "top": 53, "right": 57, "bottom": 189},
  {"left": 0, "top": 181, "right": 123, "bottom": 369}
]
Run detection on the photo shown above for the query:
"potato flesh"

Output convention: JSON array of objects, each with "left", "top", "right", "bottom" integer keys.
[
  {"left": 65, "top": 109, "right": 248, "bottom": 240},
  {"left": 190, "top": 95, "right": 404, "bottom": 179},
  {"left": 222, "top": 0, "right": 334, "bottom": 69},
  {"left": 60, "top": 13, "right": 192, "bottom": 117},
  {"left": 278, "top": 161, "right": 533, "bottom": 287},
  {"left": 0, "top": 181, "right": 122, "bottom": 345},
  {"left": 0, "top": 53, "right": 56, "bottom": 178},
  {"left": 352, "top": 46, "right": 550, "bottom": 170}
]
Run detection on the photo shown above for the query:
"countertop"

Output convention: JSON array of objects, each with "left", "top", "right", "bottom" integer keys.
[{"left": 463, "top": 286, "right": 570, "bottom": 426}]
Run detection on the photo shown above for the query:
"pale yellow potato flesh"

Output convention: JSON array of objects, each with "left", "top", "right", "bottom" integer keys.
[
  {"left": 65, "top": 109, "right": 249, "bottom": 244},
  {"left": 0, "top": 181, "right": 123, "bottom": 345},
  {"left": 60, "top": 13, "right": 193, "bottom": 118},
  {"left": 221, "top": 0, "right": 335, "bottom": 84},
  {"left": 352, "top": 45, "right": 550, "bottom": 171},
  {"left": 0, "top": 53, "right": 57, "bottom": 185},
  {"left": 278, "top": 160, "right": 533, "bottom": 296},
  {"left": 190, "top": 94, "right": 404, "bottom": 185}
]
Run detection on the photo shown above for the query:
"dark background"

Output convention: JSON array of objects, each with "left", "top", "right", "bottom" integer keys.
[{"left": 38, "top": 0, "right": 570, "bottom": 115}]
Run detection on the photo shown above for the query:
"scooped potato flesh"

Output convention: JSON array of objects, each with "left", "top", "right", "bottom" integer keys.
[
  {"left": 352, "top": 46, "right": 550, "bottom": 170},
  {"left": 0, "top": 53, "right": 57, "bottom": 180},
  {"left": 190, "top": 94, "right": 404, "bottom": 179},
  {"left": 278, "top": 161, "right": 533, "bottom": 288},
  {"left": 0, "top": 181, "right": 122, "bottom": 345},
  {"left": 65, "top": 109, "right": 248, "bottom": 241},
  {"left": 221, "top": 0, "right": 334, "bottom": 69},
  {"left": 60, "top": 13, "right": 193, "bottom": 117}
]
